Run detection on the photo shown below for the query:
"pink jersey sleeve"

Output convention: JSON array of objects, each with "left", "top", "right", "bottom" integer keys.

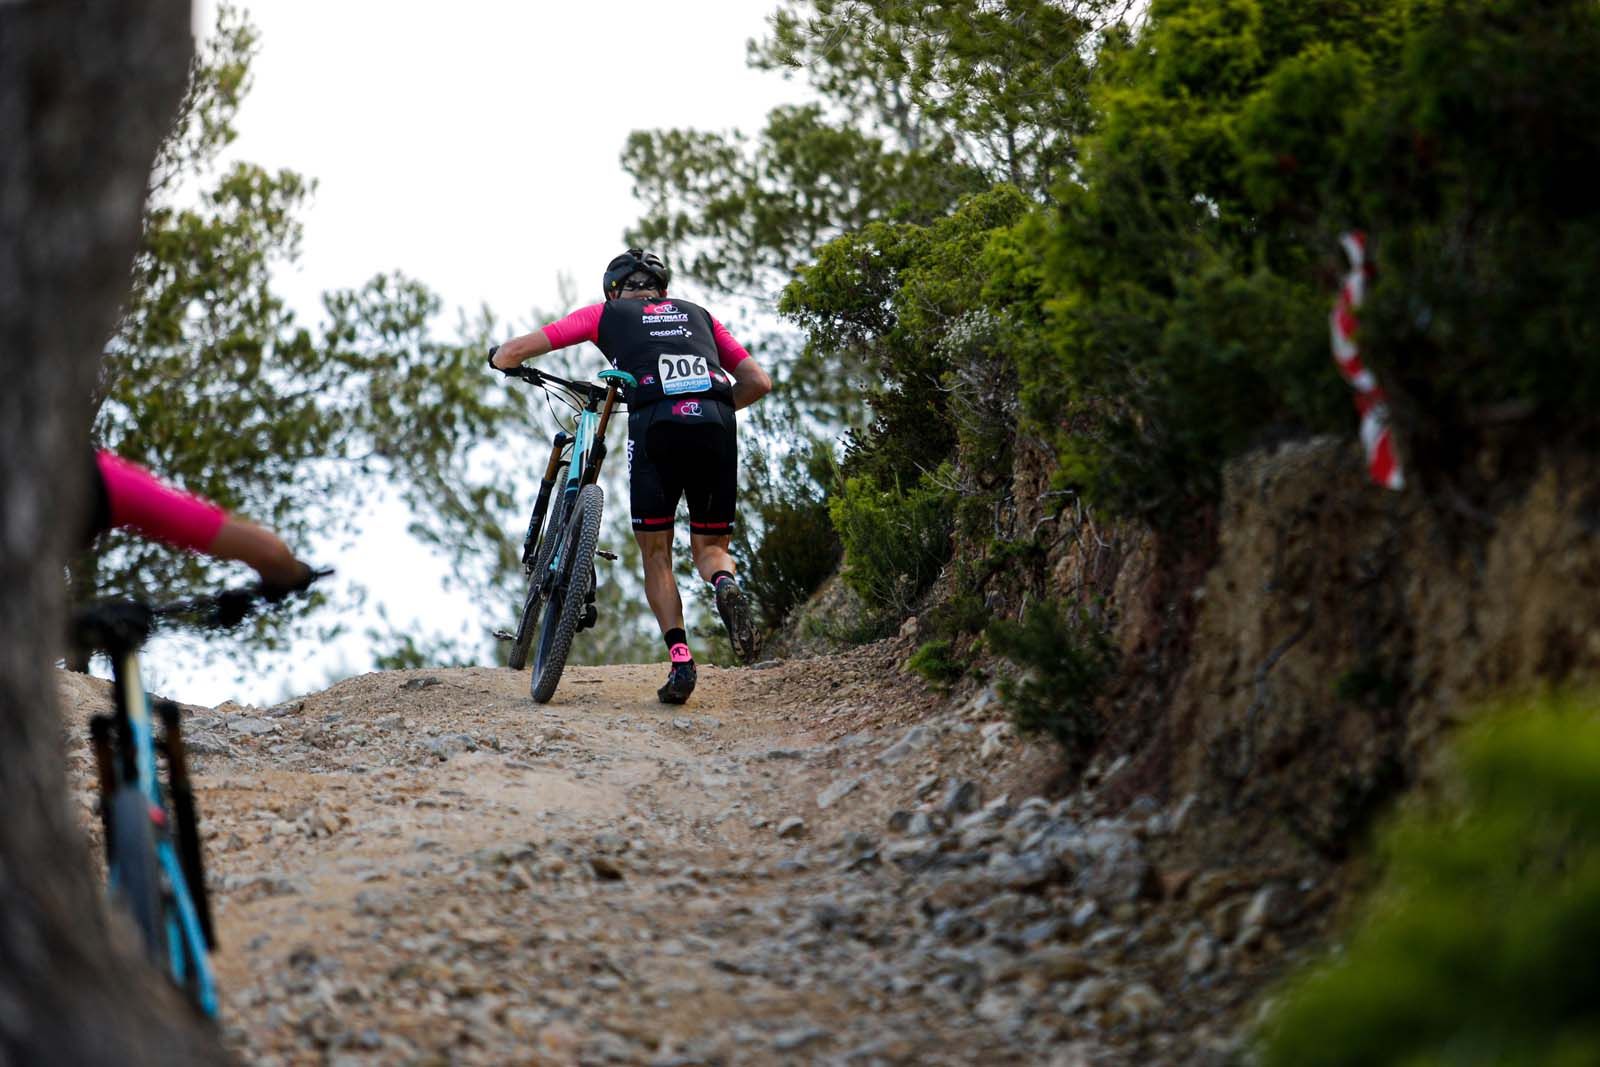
[
  {"left": 710, "top": 317, "right": 750, "bottom": 369},
  {"left": 540, "top": 303, "right": 605, "bottom": 350},
  {"left": 95, "top": 451, "right": 227, "bottom": 553}
]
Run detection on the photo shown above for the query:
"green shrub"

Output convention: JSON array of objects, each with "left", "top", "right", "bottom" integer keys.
[
  {"left": 739, "top": 437, "right": 843, "bottom": 633},
  {"left": 924, "top": 582, "right": 990, "bottom": 643},
  {"left": 908, "top": 639, "right": 966, "bottom": 690},
  {"left": 1002, "top": 0, "right": 1600, "bottom": 520},
  {"left": 1259, "top": 693, "right": 1600, "bottom": 1066},
  {"left": 986, "top": 599, "right": 1116, "bottom": 766},
  {"left": 1342, "top": 0, "right": 1600, "bottom": 480},
  {"left": 744, "top": 494, "right": 841, "bottom": 631},
  {"left": 829, "top": 470, "right": 955, "bottom": 617},
  {"left": 781, "top": 186, "right": 1034, "bottom": 495}
]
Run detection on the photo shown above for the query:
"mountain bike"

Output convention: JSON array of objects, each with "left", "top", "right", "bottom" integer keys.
[
  {"left": 71, "top": 571, "right": 329, "bottom": 1017},
  {"left": 492, "top": 352, "right": 636, "bottom": 701}
]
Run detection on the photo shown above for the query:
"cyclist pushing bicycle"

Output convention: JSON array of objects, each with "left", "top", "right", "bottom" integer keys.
[{"left": 491, "top": 248, "right": 772, "bottom": 704}]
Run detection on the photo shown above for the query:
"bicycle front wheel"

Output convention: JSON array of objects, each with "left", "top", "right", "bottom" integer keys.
[
  {"left": 531, "top": 483, "right": 603, "bottom": 703},
  {"left": 109, "top": 785, "right": 166, "bottom": 962}
]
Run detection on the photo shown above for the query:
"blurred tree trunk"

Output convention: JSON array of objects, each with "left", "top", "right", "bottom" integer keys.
[{"left": 1, "top": 2, "right": 227, "bottom": 1063}]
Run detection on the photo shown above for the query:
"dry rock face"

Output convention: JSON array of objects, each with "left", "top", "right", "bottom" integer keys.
[
  {"left": 59, "top": 643, "right": 1317, "bottom": 1066},
  {"left": 989, "top": 435, "right": 1600, "bottom": 870},
  {"left": 1166, "top": 440, "right": 1600, "bottom": 858}
]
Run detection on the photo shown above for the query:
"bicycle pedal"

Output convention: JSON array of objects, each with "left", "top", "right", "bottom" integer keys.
[
  {"left": 596, "top": 550, "right": 618, "bottom": 562},
  {"left": 492, "top": 629, "right": 515, "bottom": 642}
]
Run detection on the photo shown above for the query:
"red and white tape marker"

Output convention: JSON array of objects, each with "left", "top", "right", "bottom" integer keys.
[{"left": 1331, "top": 231, "right": 1403, "bottom": 490}]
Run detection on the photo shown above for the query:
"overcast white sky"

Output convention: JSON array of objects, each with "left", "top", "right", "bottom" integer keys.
[
  {"left": 151, "top": 1, "right": 812, "bottom": 704},
  {"left": 203, "top": 0, "right": 805, "bottom": 323}
]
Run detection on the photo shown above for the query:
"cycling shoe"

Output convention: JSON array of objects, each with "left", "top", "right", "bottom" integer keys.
[
  {"left": 715, "top": 579, "right": 759, "bottom": 664},
  {"left": 657, "top": 659, "right": 697, "bottom": 705}
]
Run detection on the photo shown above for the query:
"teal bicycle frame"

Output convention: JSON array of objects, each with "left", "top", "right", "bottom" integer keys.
[
  {"left": 517, "top": 366, "right": 636, "bottom": 587},
  {"left": 112, "top": 653, "right": 217, "bottom": 1017}
]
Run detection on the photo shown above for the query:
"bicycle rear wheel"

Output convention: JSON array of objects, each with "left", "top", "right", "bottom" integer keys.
[
  {"left": 531, "top": 483, "right": 604, "bottom": 703},
  {"left": 109, "top": 785, "right": 166, "bottom": 962},
  {"left": 509, "top": 466, "right": 569, "bottom": 670}
]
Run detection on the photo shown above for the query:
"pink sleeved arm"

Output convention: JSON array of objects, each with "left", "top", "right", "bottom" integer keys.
[
  {"left": 710, "top": 317, "right": 750, "bottom": 369},
  {"left": 540, "top": 303, "right": 605, "bottom": 350},
  {"left": 95, "top": 451, "right": 227, "bottom": 553}
]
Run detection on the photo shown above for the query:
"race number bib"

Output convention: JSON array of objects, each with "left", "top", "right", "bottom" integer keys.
[{"left": 659, "top": 353, "right": 711, "bottom": 395}]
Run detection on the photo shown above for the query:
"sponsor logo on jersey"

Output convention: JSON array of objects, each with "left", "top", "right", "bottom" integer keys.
[
  {"left": 672, "top": 399, "right": 703, "bottom": 418},
  {"left": 641, "top": 375, "right": 656, "bottom": 385},
  {"left": 649, "top": 328, "right": 687, "bottom": 338},
  {"left": 642, "top": 300, "right": 690, "bottom": 324}
]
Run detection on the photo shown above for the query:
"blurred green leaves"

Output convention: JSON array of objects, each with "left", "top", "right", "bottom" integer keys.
[
  {"left": 89, "top": 4, "right": 531, "bottom": 664},
  {"left": 1260, "top": 693, "right": 1600, "bottom": 1066}
]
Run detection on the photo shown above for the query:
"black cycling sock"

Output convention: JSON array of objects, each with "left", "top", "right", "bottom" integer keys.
[
  {"left": 710, "top": 570, "right": 735, "bottom": 589},
  {"left": 664, "top": 627, "right": 688, "bottom": 650}
]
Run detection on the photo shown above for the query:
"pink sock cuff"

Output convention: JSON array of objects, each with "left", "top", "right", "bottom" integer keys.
[{"left": 669, "top": 643, "right": 693, "bottom": 664}]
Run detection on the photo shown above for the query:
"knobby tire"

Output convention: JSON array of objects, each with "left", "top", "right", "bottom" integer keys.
[
  {"left": 109, "top": 785, "right": 165, "bottom": 963},
  {"left": 508, "top": 465, "right": 569, "bottom": 670},
  {"left": 530, "top": 483, "right": 603, "bottom": 703}
]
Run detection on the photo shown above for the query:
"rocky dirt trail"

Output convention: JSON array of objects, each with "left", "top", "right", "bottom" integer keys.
[{"left": 59, "top": 643, "right": 1323, "bottom": 1066}]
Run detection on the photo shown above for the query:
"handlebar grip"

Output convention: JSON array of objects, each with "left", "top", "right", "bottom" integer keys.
[{"left": 258, "top": 564, "right": 334, "bottom": 605}]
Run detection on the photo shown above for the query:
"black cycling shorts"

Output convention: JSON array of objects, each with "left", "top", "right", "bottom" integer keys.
[{"left": 627, "top": 396, "right": 737, "bottom": 535}]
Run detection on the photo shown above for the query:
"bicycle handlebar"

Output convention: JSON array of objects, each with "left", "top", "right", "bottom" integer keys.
[
  {"left": 498, "top": 364, "right": 612, "bottom": 407},
  {"left": 73, "top": 567, "right": 335, "bottom": 653},
  {"left": 483, "top": 348, "right": 620, "bottom": 406}
]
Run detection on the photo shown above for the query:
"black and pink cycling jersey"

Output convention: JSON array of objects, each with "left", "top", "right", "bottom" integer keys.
[
  {"left": 541, "top": 301, "right": 751, "bottom": 372},
  {"left": 539, "top": 298, "right": 749, "bottom": 534}
]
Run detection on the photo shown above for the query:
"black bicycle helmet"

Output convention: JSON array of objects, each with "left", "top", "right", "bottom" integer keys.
[{"left": 603, "top": 248, "right": 671, "bottom": 300}]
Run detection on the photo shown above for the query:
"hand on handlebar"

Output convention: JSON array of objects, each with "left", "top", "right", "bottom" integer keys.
[
  {"left": 212, "top": 565, "right": 331, "bottom": 627},
  {"left": 213, "top": 588, "right": 258, "bottom": 628},
  {"left": 488, "top": 344, "right": 532, "bottom": 377},
  {"left": 259, "top": 560, "right": 325, "bottom": 603}
]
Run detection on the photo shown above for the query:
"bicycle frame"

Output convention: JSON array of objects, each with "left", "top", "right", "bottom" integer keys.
[
  {"left": 105, "top": 644, "right": 219, "bottom": 1017},
  {"left": 518, "top": 368, "right": 629, "bottom": 582},
  {"left": 80, "top": 608, "right": 222, "bottom": 1019}
]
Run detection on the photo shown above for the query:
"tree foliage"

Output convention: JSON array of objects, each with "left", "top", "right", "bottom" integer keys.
[
  {"left": 90, "top": 6, "right": 533, "bottom": 663},
  {"left": 1004, "top": 0, "right": 1600, "bottom": 519},
  {"left": 631, "top": 0, "right": 1600, "bottom": 654},
  {"left": 624, "top": 1, "right": 1133, "bottom": 298},
  {"left": 1339, "top": 0, "right": 1600, "bottom": 487},
  {"left": 751, "top": 0, "right": 1127, "bottom": 192},
  {"left": 996, "top": 0, "right": 1408, "bottom": 519},
  {"left": 783, "top": 184, "right": 1034, "bottom": 490},
  {"left": 623, "top": 1, "right": 1126, "bottom": 635},
  {"left": 622, "top": 105, "right": 987, "bottom": 296}
]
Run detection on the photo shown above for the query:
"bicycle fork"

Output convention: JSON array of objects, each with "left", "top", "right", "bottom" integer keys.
[
  {"left": 522, "top": 431, "right": 573, "bottom": 568},
  {"left": 158, "top": 700, "right": 215, "bottom": 950}
]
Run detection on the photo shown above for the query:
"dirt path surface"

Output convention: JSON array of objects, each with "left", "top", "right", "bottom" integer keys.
[{"left": 60, "top": 646, "right": 1309, "bottom": 1066}]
